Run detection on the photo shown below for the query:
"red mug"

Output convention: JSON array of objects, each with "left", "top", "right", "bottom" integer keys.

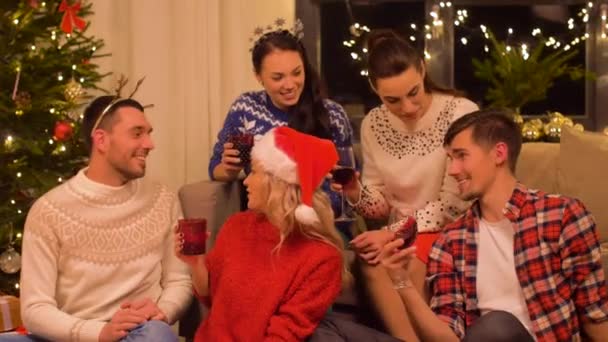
[{"left": 178, "top": 218, "right": 207, "bottom": 255}]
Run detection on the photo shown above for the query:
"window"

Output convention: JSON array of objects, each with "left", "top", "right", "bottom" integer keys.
[
  {"left": 320, "top": 1, "right": 425, "bottom": 111},
  {"left": 453, "top": 3, "right": 587, "bottom": 116}
]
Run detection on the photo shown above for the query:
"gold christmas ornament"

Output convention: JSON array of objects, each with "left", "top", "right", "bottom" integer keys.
[
  {"left": 548, "top": 111, "right": 565, "bottom": 124},
  {"left": 603, "top": 126, "right": 608, "bottom": 136},
  {"left": 529, "top": 118, "right": 544, "bottom": 130},
  {"left": 512, "top": 114, "right": 524, "bottom": 126},
  {"left": 561, "top": 117, "right": 574, "bottom": 128},
  {"left": 63, "top": 78, "right": 83, "bottom": 103},
  {"left": 522, "top": 122, "right": 542, "bottom": 142},
  {"left": 544, "top": 121, "right": 562, "bottom": 142},
  {"left": 573, "top": 123, "right": 584, "bottom": 132},
  {"left": 13, "top": 91, "right": 31, "bottom": 110}
]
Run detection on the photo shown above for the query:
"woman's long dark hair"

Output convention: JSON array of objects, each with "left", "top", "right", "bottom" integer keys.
[
  {"left": 367, "top": 29, "right": 463, "bottom": 97},
  {"left": 252, "top": 31, "right": 331, "bottom": 140}
]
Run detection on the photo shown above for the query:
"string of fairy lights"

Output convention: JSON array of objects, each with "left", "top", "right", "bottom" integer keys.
[{"left": 344, "top": 1, "right": 608, "bottom": 77}]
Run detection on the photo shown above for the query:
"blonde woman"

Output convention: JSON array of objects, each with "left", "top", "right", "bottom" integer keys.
[{"left": 176, "top": 126, "right": 347, "bottom": 341}]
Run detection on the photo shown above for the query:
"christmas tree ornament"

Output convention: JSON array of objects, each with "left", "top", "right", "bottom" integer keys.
[
  {"left": 543, "top": 121, "right": 562, "bottom": 142},
  {"left": 58, "top": 0, "right": 86, "bottom": 34},
  {"left": 0, "top": 247, "right": 21, "bottom": 274},
  {"left": 521, "top": 122, "right": 542, "bottom": 142},
  {"left": 66, "top": 109, "right": 81, "bottom": 121},
  {"left": 11, "top": 68, "right": 21, "bottom": 101},
  {"left": 13, "top": 91, "right": 32, "bottom": 110},
  {"left": 64, "top": 78, "right": 83, "bottom": 103},
  {"left": 548, "top": 111, "right": 565, "bottom": 124},
  {"left": 512, "top": 113, "right": 524, "bottom": 126},
  {"left": 573, "top": 123, "right": 584, "bottom": 132},
  {"left": 53, "top": 121, "right": 73, "bottom": 141},
  {"left": 529, "top": 118, "right": 544, "bottom": 130},
  {"left": 561, "top": 117, "right": 574, "bottom": 128}
]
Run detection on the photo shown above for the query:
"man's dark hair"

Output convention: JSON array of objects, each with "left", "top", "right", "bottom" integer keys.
[
  {"left": 81, "top": 96, "right": 144, "bottom": 153},
  {"left": 444, "top": 109, "right": 522, "bottom": 173}
]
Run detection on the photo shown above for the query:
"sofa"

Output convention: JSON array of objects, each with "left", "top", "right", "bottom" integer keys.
[{"left": 177, "top": 126, "right": 608, "bottom": 339}]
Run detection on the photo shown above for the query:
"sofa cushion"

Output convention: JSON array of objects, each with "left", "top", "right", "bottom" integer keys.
[
  {"left": 515, "top": 142, "right": 560, "bottom": 194},
  {"left": 558, "top": 126, "right": 608, "bottom": 243}
]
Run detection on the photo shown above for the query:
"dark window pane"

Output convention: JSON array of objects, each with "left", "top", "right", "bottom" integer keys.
[
  {"left": 454, "top": 4, "right": 587, "bottom": 116},
  {"left": 320, "top": 1, "right": 425, "bottom": 111}
]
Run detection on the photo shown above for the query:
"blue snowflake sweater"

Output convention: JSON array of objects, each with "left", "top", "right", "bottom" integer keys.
[{"left": 209, "top": 91, "right": 354, "bottom": 220}]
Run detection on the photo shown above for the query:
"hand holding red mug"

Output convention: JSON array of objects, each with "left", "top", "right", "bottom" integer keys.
[{"left": 174, "top": 218, "right": 208, "bottom": 267}]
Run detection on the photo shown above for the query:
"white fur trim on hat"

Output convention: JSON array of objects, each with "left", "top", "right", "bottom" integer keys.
[
  {"left": 251, "top": 129, "right": 298, "bottom": 184},
  {"left": 295, "top": 204, "right": 320, "bottom": 226}
]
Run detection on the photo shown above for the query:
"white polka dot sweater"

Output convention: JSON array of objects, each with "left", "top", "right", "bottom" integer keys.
[{"left": 355, "top": 93, "right": 479, "bottom": 232}]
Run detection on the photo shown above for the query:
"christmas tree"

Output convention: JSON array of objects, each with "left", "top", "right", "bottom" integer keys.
[{"left": 0, "top": 0, "right": 106, "bottom": 295}]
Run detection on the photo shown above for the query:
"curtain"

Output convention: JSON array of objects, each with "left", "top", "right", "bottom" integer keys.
[{"left": 89, "top": 0, "right": 294, "bottom": 190}]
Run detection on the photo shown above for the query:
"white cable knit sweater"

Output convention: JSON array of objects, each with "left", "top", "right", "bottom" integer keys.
[{"left": 20, "top": 169, "right": 192, "bottom": 342}]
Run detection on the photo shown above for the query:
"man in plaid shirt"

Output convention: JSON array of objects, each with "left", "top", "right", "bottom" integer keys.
[{"left": 379, "top": 109, "right": 608, "bottom": 341}]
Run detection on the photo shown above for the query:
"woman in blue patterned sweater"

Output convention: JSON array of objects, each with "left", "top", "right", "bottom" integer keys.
[{"left": 209, "top": 21, "right": 354, "bottom": 221}]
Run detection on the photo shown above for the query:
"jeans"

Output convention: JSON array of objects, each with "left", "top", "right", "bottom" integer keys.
[
  {"left": 463, "top": 310, "right": 536, "bottom": 342},
  {"left": 308, "top": 312, "right": 403, "bottom": 342},
  {"left": 0, "top": 320, "right": 178, "bottom": 342}
]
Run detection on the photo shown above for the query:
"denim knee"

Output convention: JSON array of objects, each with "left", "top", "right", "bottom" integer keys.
[{"left": 122, "top": 320, "right": 178, "bottom": 342}]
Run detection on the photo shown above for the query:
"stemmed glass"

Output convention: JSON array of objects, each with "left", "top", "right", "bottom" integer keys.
[{"left": 332, "top": 147, "right": 356, "bottom": 222}]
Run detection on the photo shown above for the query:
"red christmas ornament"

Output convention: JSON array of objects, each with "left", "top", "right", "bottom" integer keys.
[
  {"left": 54, "top": 121, "right": 73, "bottom": 142},
  {"left": 58, "top": 0, "right": 86, "bottom": 34}
]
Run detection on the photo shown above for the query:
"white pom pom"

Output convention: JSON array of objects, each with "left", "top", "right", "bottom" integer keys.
[{"left": 295, "top": 204, "right": 320, "bottom": 226}]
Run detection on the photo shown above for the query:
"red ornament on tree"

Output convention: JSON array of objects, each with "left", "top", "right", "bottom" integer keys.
[
  {"left": 53, "top": 121, "right": 73, "bottom": 142},
  {"left": 58, "top": 0, "right": 86, "bottom": 34}
]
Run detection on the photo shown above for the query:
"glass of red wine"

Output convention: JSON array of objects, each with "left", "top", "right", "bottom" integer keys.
[
  {"left": 394, "top": 216, "right": 417, "bottom": 250},
  {"left": 227, "top": 131, "right": 254, "bottom": 167},
  {"left": 332, "top": 147, "right": 356, "bottom": 222}
]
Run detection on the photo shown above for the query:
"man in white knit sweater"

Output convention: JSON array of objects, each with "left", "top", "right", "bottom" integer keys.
[{"left": 14, "top": 95, "right": 192, "bottom": 342}]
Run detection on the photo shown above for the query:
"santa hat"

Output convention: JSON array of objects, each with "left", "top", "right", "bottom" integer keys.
[{"left": 251, "top": 126, "right": 338, "bottom": 225}]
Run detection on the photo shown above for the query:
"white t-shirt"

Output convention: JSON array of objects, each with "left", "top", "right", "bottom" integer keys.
[{"left": 476, "top": 218, "right": 536, "bottom": 339}]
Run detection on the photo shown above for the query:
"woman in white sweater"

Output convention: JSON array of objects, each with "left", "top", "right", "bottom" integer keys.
[{"left": 333, "top": 29, "right": 478, "bottom": 341}]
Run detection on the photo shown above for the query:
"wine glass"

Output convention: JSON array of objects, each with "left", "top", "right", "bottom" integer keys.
[{"left": 332, "top": 147, "right": 356, "bottom": 222}]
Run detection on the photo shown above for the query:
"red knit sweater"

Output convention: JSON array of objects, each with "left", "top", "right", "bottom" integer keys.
[{"left": 194, "top": 211, "right": 343, "bottom": 341}]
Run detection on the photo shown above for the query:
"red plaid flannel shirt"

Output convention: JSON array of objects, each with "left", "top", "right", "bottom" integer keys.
[{"left": 427, "top": 183, "right": 608, "bottom": 341}]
